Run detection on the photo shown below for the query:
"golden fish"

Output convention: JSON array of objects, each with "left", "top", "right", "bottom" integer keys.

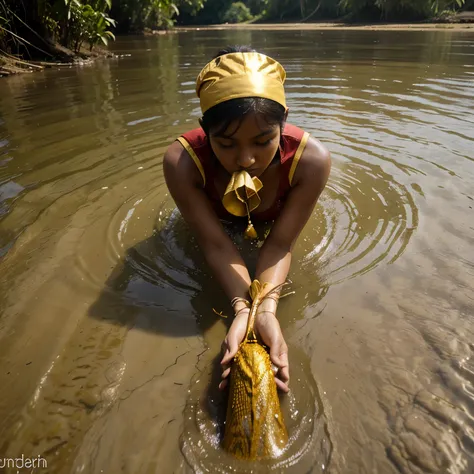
[{"left": 223, "top": 280, "right": 288, "bottom": 460}]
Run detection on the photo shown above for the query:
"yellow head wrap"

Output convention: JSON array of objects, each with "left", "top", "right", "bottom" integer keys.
[{"left": 196, "top": 52, "right": 287, "bottom": 114}]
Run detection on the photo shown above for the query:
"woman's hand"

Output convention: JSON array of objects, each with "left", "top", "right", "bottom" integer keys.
[
  {"left": 254, "top": 309, "right": 290, "bottom": 393},
  {"left": 219, "top": 308, "right": 249, "bottom": 390},
  {"left": 219, "top": 305, "right": 290, "bottom": 393}
]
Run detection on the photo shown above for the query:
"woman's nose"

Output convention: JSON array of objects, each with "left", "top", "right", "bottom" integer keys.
[{"left": 237, "top": 151, "right": 255, "bottom": 169}]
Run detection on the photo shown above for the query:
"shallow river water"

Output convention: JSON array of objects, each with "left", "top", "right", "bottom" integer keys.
[{"left": 0, "top": 28, "right": 473, "bottom": 474}]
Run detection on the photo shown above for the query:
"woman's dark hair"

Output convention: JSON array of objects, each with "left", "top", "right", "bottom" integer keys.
[{"left": 200, "top": 45, "right": 287, "bottom": 137}]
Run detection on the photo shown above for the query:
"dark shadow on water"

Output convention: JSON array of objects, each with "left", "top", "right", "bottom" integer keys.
[
  {"left": 87, "top": 211, "right": 327, "bottom": 340},
  {"left": 85, "top": 209, "right": 331, "bottom": 471}
]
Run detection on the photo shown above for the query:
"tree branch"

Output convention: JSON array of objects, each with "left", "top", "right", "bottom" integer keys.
[
  {"left": 0, "top": 26, "right": 54, "bottom": 57},
  {"left": 302, "top": 1, "right": 322, "bottom": 22}
]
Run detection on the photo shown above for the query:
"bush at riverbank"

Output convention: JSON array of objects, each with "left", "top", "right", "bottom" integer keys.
[
  {"left": 1, "top": 0, "right": 473, "bottom": 77},
  {"left": 177, "top": 0, "right": 474, "bottom": 25},
  {"left": 0, "top": 0, "right": 116, "bottom": 76}
]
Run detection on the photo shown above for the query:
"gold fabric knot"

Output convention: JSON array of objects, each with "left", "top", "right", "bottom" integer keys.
[{"left": 222, "top": 171, "right": 262, "bottom": 240}]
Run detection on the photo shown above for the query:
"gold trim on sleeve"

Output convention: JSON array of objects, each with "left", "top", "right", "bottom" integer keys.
[
  {"left": 177, "top": 137, "right": 206, "bottom": 187},
  {"left": 288, "top": 132, "right": 310, "bottom": 186}
]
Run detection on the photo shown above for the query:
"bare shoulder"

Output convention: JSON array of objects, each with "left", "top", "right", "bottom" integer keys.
[
  {"left": 162, "top": 140, "right": 203, "bottom": 188},
  {"left": 293, "top": 135, "right": 331, "bottom": 187}
]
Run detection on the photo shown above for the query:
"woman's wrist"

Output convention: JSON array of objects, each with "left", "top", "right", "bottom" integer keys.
[
  {"left": 234, "top": 306, "right": 250, "bottom": 318},
  {"left": 258, "top": 294, "right": 278, "bottom": 314},
  {"left": 257, "top": 309, "right": 276, "bottom": 319},
  {"left": 231, "top": 296, "right": 251, "bottom": 314}
]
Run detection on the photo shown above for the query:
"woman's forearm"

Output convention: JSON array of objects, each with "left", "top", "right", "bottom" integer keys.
[
  {"left": 203, "top": 242, "right": 253, "bottom": 309},
  {"left": 255, "top": 241, "right": 291, "bottom": 289},
  {"left": 255, "top": 242, "right": 292, "bottom": 315},
  {"left": 201, "top": 238, "right": 292, "bottom": 313}
]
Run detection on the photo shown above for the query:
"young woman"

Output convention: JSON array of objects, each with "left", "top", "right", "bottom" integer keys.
[{"left": 163, "top": 46, "right": 331, "bottom": 393}]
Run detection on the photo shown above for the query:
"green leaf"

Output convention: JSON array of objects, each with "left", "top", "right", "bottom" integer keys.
[
  {"left": 105, "top": 0, "right": 112, "bottom": 9},
  {"left": 101, "top": 12, "right": 117, "bottom": 27},
  {"left": 105, "top": 30, "right": 115, "bottom": 40},
  {"left": 100, "top": 35, "right": 108, "bottom": 46},
  {"left": 170, "top": 3, "right": 179, "bottom": 15}
]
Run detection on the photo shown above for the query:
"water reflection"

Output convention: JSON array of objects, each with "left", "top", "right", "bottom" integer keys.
[
  {"left": 297, "top": 159, "right": 418, "bottom": 286},
  {"left": 0, "top": 28, "right": 473, "bottom": 474},
  {"left": 181, "top": 346, "right": 331, "bottom": 474}
]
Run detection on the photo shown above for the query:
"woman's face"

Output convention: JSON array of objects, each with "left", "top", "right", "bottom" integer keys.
[{"left": 208, "top": 113, "right": 281, "bottom": 177}]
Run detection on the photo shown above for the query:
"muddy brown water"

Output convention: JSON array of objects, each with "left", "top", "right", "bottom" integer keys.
[{"left": 0, "top": 28, "right": 473, "bottom": 474}]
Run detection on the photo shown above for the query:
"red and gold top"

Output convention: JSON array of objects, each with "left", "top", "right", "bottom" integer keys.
[{"left": 177, "top": 123, "right": 309, "bottom": 223}]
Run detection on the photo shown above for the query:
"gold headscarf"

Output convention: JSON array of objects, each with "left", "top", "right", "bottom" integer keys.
[{"left": 196, "top": 52, "right": 287, "bottom": 114}]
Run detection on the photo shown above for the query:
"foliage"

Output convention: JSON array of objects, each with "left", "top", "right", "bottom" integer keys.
[
  {"left": 338, "top": 0, "right": 466, "bottom": 19},
  {"left": 223, "top": 2, "right": 254, "bottom": 22},
  {"left": 66, "top": 2, "right": 116, "bottom": 51},
  {"left": 430, "top": 0, "right": 465, "bottom": 14},
  {"left": 245, "top": 0, "right": 269, "bottom": 15},
  {"left": 0, "top": 0, "right": 116, "bottom": 55},
  {"left": 188, "top": 0, "right": 468, "bottom": 23},
  {"left": 176, "top": 0, "right": 231, "bottom": 24},
  {"left": 111, "top": 0, "right": 203, "bottom": 32},
  {"left": 179, "top": 0, "right": 206, "bottom": 15},
  {"left": 1, "top": 0, "right": 472, "bottom": 67}
]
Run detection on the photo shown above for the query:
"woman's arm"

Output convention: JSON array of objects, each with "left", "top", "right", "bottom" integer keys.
[
  {"left": 256, "top": 137, "right": 332, "bottom": 309},
  {"left": 163, "top": 141, "right": 252, "bottom": 310}
]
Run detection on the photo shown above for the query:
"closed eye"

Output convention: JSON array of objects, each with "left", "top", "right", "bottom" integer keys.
[
  {"left": 217, "top": 141, "right": 235, "bottom": 149},
  {"left": 255, "top": 138, "right": 273, "bottom": 147}
]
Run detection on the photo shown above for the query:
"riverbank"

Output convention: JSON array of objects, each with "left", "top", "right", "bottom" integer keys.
[
  {"left": 0, "top": 43, "right": 114, "bottom": 78},
  {"left": 2, "top": 18, "right": 472, "bottom": 78},
  {"left": 177, "top": 21, "right": 474, "bottom": 32}
]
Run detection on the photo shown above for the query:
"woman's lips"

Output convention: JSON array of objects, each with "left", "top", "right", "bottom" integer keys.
[{"left": 237, "top": 168, "right": 259, "bottom": 175}]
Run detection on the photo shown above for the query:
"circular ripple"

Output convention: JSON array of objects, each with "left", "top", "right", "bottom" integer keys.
[
  {"left": 296, "top": 158, "right": 418, "bottom": 286},
  {"left": 74, "top": 155, "right": 418, "bottom": 313},
  {"left": 181, "top": 346, "right": 331, "bottom": 474},
  {"left": 74, "top": 180, "right": 207, "bottom": 301}
]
